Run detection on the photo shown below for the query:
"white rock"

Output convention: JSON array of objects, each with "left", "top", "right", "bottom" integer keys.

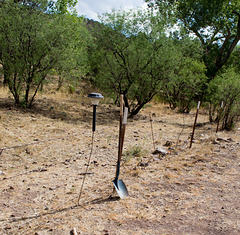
[{"left": 152, "top": 147, "right": 168, "bottom": 155}]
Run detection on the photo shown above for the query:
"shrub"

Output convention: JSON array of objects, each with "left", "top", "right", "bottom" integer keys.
[{"left": 207, "top": 69, "right": 240, "bottom": 130}]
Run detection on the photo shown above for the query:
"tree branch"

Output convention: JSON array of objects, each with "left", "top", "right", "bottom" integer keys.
[{"left": 223, "top": 12, "right": 240, "bottom": 63}]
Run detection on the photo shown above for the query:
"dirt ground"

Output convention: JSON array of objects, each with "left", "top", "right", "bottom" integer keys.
[{"left": 0, "top": 88, "right": 239, "bottom": 235}]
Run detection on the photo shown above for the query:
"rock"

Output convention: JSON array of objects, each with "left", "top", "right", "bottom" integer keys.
[
  {"left": 216, "top": 137, "right": 234, "bottom": 142},
  {"left": 39, "top": 168, "right": 47, "bottom": 172},
  {"left": 212, "top": 139, "right": 220, "bottom": 145},
  {"left": 163, "top": 141, "right": 172, "bottom": 147},
  {"left": 200, "top": 134, "right": 209, "bottom": 141},
  {"left": 35, "top": 232, "right": 48, "bottom": 235},
  {"left": 152, "top": 147, "right": 168, "bottom": 155},
  {"left": 4, "top": 225, "right": 11, "bottom": 230},
  {"left": 0, "top": 170, "right": 5, "bottom": 175},
  {"left": 138, "top": 162, "right": 149, "bottom": 167}
]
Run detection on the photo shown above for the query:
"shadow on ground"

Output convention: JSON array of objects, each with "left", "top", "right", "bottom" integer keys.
[{"left": 0, "top": 97, "right": 121, "bottom": 126}]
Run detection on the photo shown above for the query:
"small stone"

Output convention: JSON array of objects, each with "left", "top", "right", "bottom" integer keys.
[
  {"left": 103, "top": 229, "right": 109, "bottom": 235},
  {"left": 139, "top": 162, "right": 149, "bottom": 167},
  {"left": 152, "top": 147, "right": 168, "bottom": 155},
  {"left": 39, "top": 168, "right": 47, "bottom": 172},
  {"left": 163, "top": 141, "right": 172, "bottom": 147},
  {"left": 212, "top": 139, "right": 220, "bottom": 145},
  {"left": 216, "top": 137, "right": 231, "bottom": 142}
]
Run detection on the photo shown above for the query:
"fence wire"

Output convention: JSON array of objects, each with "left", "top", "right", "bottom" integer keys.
[{"left": 0, "top": 119, "right": 149, "bottom": 156}]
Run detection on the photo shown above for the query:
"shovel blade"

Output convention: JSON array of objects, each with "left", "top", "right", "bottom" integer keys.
[{"left": 113, "top": 179, "right": 129, "bottom": 199}]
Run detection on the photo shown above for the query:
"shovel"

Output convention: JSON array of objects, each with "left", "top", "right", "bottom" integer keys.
[{"left": 113, "top": 101, "right": 129, "bottom": 199}]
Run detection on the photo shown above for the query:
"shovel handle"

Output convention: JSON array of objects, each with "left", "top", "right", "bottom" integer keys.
[
  {"left": 115, "top": 95, "right": 124, "bottom": 177},
  {"left": 120, "top": 124, "right": 126, "bottom": 158},
  {"left": 114, "top": 110, "right": 127, "bottom": 182},
  {"left": 119, "top": 108, "right": 128, "bottom": 161},
  {"left": 117, "top": 95, "right": 124, "bottom": 161},
  {"left": 113, "top": 98, "right": 127, "bottom": 194}
]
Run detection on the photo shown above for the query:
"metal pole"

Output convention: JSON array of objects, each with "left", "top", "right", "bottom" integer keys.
[
  {"left": 216, "top": 101, "right": 223, "bottom": 133},
  {"left": 92, "top": 105, "right": 97, "bottom": 132},
  {"left": 149, "top": 112, "right": 155, "bottom": 150}
]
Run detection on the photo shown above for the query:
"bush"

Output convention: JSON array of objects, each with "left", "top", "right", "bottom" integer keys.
[
  {"left": 161, "top": 58, "right": 207, "bottom": 113},
  {"left": 207, "top": 69, "right": 240, "bottom": 130}
]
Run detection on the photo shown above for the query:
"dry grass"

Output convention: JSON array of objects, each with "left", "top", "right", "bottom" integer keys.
[{"left": 0, "top": 86, "right": 240, "bottom": 234}]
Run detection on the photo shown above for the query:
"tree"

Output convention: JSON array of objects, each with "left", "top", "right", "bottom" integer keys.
[
  {"left": 53, "top": 20, "right": 92, "bottom": 91},
  {"left": 146, "top": 0, "right": 240, "bottom": 81},
  {"left": 160, "top": 35, "right": 207, "bottom": 112},
  {"left": 89, "top": 8, "right": 171, "bottom": 116},
  {"left": 0, "top": 0, "right": 87, "bottom": 107}
]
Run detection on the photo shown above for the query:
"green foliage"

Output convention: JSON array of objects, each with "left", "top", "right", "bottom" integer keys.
[
  {"left": 162, "top": 58, "right": 207, "bottom": 112},
  {"left": 88, "top": 8, "right": 210, "bottom": 115},
  {"left": 208, "top": 68, "right": 240, "bottom": 130},
  {"left": 160, "top": 36, "right": 207, "bottom": 112},
  {"left": 54, "top": 0, "right": 77, "bottom": 15},
  {"left": 146, "top": 0, "right": 240, "bottom": 80},
  {"left": 89, "top": 8, "right": 172, "bottom": 116},
  {"left": 53, "top": 18, "right": 92, "bottom": 91},
  {"left": 146, "top": 0, "right": 240, "bottom": 128},
  {"left": 0, "top": 0, "right": 88, "bottom": 107}
]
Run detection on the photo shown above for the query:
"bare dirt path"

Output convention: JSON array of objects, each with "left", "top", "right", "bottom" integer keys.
[{"left": 0, "top": 94, "right": 239, "bottom": 234}]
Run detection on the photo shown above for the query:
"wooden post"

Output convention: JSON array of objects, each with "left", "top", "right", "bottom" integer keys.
[{"left": 190, "top": 101, "right": 201, "bottom": 149}]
